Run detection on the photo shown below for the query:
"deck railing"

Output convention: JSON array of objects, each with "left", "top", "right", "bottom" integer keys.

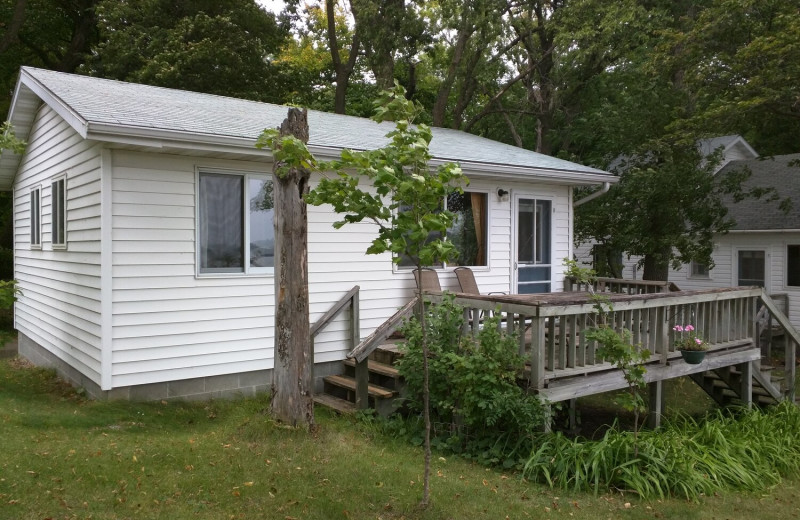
[
  {"left": 427, "top": 287, "right": 766, "bottom": 391},
  {"left": 564, "top": 275, "right": 680, "bottom": 294}
]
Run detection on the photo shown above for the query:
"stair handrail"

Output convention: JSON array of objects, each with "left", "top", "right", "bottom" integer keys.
[
  {"left": 758, "top": 289, "right": 799, "bottom": 401},
  {"left": 348, "top": 297, "right": 418, "bottom": 363},
  {"left": 310, "top": 285, "right": 360, "bottom": 338}
]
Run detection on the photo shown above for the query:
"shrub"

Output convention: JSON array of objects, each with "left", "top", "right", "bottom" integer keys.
[
  {"left": 396, "top": 294, "right": 546, "bottom": 466},
  {"left": 523, "top": 402, "right": 800, "bottom": 500}
]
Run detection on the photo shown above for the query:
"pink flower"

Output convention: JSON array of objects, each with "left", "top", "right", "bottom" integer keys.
[
  {"left": 695, "top": 338, "right": 703, "bottom": 345},
  {"left": 673, "top": 325, "right": 684, "bottom": 332},
  {"left": 685, "top": 325, "right": 695, "bottom": 332}
]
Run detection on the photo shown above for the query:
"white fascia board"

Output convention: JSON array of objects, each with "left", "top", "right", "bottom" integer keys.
[
  {"left": 85, "top": 123, "right": 616, "bottom": 185},
  {"left": 728, "top": 229, "right": 800, "bottom": 234},
  {"left": 18, "top": 68, "right": 89, "bottom": 138}
]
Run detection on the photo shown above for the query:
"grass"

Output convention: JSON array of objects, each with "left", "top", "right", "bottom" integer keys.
[{"left": 3, "top": 358, "right": 800, "bottom": 519}]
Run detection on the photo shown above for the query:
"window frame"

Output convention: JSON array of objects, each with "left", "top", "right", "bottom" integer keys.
[
  {"left": 30, "top": 185, "right": 41, "bottom": 249},
  {"left": 394, "top": 189, "right": 491, "bottom": 271},
  {"left": 195, "top": 168, "right": 274, "bottom": 278},
  {"left": 50, "top": 175, "right": 67, "bottom": 249},
  {"left": 689, "top": 260, "right": 710, "bottom": 279},
  {"left": 787, "top": 244, "right": 800, "bottom": 288}
]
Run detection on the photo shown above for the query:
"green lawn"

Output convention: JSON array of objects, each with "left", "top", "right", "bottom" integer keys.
[{"left": 2, "top": 357, "right": 800, "bottom": 519}]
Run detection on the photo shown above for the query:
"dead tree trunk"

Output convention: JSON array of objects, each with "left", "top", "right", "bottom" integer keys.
[{"left": 270, "top": 108, "right": 314, "bottom": 428}]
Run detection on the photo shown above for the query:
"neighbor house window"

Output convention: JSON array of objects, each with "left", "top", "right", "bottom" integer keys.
[
  {"left": 398, "top": 191, "right": 488, "bottom": 268},
  {"left": 51, "top": 176, "right": 66, "bottom": 248},
  {"left": 30, "top": 187, "right": 41, "bottom": 248},
  {"left": 198, "top": 171, "right": 274, "bottom": 275},
  {"left": 690, "top": 261, "right": 709, "bottom": 278},
  {"left": 788, "top": 245, "right": 800, "bottom": 287}
]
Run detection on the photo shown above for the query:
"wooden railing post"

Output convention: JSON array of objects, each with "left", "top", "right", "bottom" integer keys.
[
  {"left": 530, "top": 316, "right": 546, "bottom": 391},
  {"left": 349, "top": 290, "right": 369, "bottom": 410}
]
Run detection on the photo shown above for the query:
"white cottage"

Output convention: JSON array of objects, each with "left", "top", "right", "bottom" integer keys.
[{"left": 1, "top": 67, "right": 614, "bottom": 400}]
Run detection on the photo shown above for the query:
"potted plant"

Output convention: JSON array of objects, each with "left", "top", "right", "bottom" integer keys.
[{"left": 674, "top": 324, "right": 708, "bottom": 364}]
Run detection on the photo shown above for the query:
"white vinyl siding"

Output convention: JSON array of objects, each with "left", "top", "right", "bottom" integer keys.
[
  {"left": 108, "top": 150, "right": 574, "bottom": 388},
  {"left": 13, "top": 104, "right": 103, "bottom": 385}
]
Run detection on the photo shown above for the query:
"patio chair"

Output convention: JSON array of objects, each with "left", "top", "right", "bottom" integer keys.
[
  {"left": 453, "top": 267, "right": 506, "bottom": 296},
  {"left": 453, "top": 267, "right": 507, "bottom": 324},
  {"left": 412, "top": 268, "right": 442, "bottom": 293}
]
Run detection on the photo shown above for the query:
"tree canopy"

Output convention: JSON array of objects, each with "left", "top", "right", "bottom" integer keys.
[{"left": 1, "top": 0, "right": 797, "bottom": 280}]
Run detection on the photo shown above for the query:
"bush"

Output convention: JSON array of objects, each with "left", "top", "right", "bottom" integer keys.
[
  {"left": 523, "top": 402, "right": 800, "bottom": 499},
  {"left": 396, "top": 294, "right": 546, "bottom": 467}
]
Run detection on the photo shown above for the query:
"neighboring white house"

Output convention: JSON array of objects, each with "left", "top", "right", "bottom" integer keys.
[
  {"left": 576, "top": 146, "right": 800, "bottom": 331},
  {"left": 0, "top": 67, "right": 615, "bottom": 400},
  {"left": 575, "top": 135, "right": 760, "bottom": 280},
  {"left": 666, "top": 154, "right": 800, "bottom": 330}
]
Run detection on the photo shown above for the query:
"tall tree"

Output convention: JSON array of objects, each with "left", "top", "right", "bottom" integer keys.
[
  {"left": 88, "top": 0, "right": 288, "bottom": 102},
  {"left": 306, "top": 85, "right": 465, "bottom": 507},
  {"left": 0, "top": 0, "right": 100, "bottom": 113},
  {"left": 256, "top": 109, "right": 315, "bottom": 429}
]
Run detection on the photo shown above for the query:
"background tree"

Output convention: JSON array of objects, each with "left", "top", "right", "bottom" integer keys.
[
  {"left": 0, "top": 0, "right": 100, "bottom": 114},
  {"left": 86, "top": 0, "right": 289, "bottom": 102}
]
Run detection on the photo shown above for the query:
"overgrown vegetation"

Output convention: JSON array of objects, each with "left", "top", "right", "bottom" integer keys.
[
  {"left": 524, "top": 403, "right": 800, "bottom": 500},
  {"left": 396, "top": 294, "right": 546, "bottom": 469}
]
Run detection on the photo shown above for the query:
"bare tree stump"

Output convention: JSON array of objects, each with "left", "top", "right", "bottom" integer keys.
[{"left": 270, "top": 108, "right": 314, "bottom": 428}]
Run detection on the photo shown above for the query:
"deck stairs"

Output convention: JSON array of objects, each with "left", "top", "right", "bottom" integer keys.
[
  {"left": 313, "top": 340, "right": 405, "bottom": 415},
  {"left": 690, "top": 364, "right": 784, "bottom": 407}
]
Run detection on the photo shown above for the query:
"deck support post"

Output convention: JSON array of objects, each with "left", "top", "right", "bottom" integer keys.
[
  {"left": 568, "top": 398, "right": 578, "bottom": 431},
  {"left": 543, "top": 403, "right": 553, "bottom": 434},
  {"left": 740, "top": 361, "right": 753, "bottom": 409},
  {"left": 647, "top": 380, "right": 664, "bottom": 429}
]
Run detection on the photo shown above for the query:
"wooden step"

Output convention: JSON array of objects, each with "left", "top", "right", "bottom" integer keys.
[
  {"left": 342, "top": 358, "right": 400, "bottom": 379},
  {"left": 323, "top": 375, "right": 396, "bottom": 399},
  {"left": 314, "top": 394, "right": 356, "bottom": 414}
]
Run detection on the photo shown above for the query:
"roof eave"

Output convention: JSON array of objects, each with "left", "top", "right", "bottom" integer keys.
[{"left": 89, "top": 123, "right": 615, "bottom": 185}]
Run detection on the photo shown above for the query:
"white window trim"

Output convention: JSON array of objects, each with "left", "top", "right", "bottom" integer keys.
[
  {"left": 732, "top": 246, "right": 769, "bottom": 291},
  {"left": 688, "top": 260, "right": 710, "bottom": 279},
  {"left": 195, "top": 168, "right": 274, "bottom": 278},
  {"left": 392, "top": 188, "right": 493, "bottom": 273},
  {"left": 30, "top": 185, "right": 42, "bottom": 249},
  {"left": 51, "top": 174, "right": 67, "bottom": 250}
]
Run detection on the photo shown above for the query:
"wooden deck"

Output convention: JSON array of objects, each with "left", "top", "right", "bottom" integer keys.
[
  {"left": 425, "top": 285, "right": 799, "bottom": 423},
  {"left": 316, "top": 280, "right": 800, "bottom": 426}
]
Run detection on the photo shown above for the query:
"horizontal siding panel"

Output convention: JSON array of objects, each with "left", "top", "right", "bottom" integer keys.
[
  {"left": 114, "top": 294, "right": 270, "bottom": 314},
  {"left": 113, "top": 348, "right": 273, "bottom": 376},
  {"left": 112, "top": 190, "right": 193, "bottom": 206},
  {"left": 114, "top": 264, "right": 195, "bottom": 277},
  {"left": 113, "top": 275, "right": 272, "bottom": 291},
  {"left": 112, "top": 337, "right": 273, "bottom": 363},
  {"left": 15, "top": 278, "right": 100, "bottom": 313},
  {"left": 114, "top": 203, "right": 195, "bottom": 218},
  {"left": 112, "top": 359, "right": 272, "bottom": 388},
  {"left": 112, "top": 228, "right": 194, "bottom": 242},
  {"left": 113, "top": 316, "right": 273, "bottom": 339},
  {"left": 113, "top": 252, "right": 195, "bottom": 265},
  {"left": 113, "top": 282, "right": 270, "bottom": 302},
  {"left": 16, "top": 307, "right": 100, "bottom": 363},
  {"left": 16, "top": 263, "right": 100, "bottom": 290},
  {"left": 113, "top": 240, "right": 194, "bottom": 254},
  {"left": 114, "top": 177, "right": 194, "bottom": 195},
  {"left": 16, "top": 320, "right": 101, "bottom": 384},
  {"left": 112, "top": 305, "right": 270, "bottom": 327},
  {"left": 114, "top": 215, "right": 194, "bottom": 230},
  {"left": 114, "top": 326, "right": 273, "bottom": 351}
]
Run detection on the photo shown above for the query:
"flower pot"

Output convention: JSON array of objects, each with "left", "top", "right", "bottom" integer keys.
[{"left": 679, "top": 349, "right": 706, "bottom": 364}]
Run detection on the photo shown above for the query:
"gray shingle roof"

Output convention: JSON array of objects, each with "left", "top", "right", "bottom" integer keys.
[
  {"left": 719, "top": 154, "right": 800, "bottom": 230},
  {"left": 15, "top": 67, "right": 610, "bottom": 177}
]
